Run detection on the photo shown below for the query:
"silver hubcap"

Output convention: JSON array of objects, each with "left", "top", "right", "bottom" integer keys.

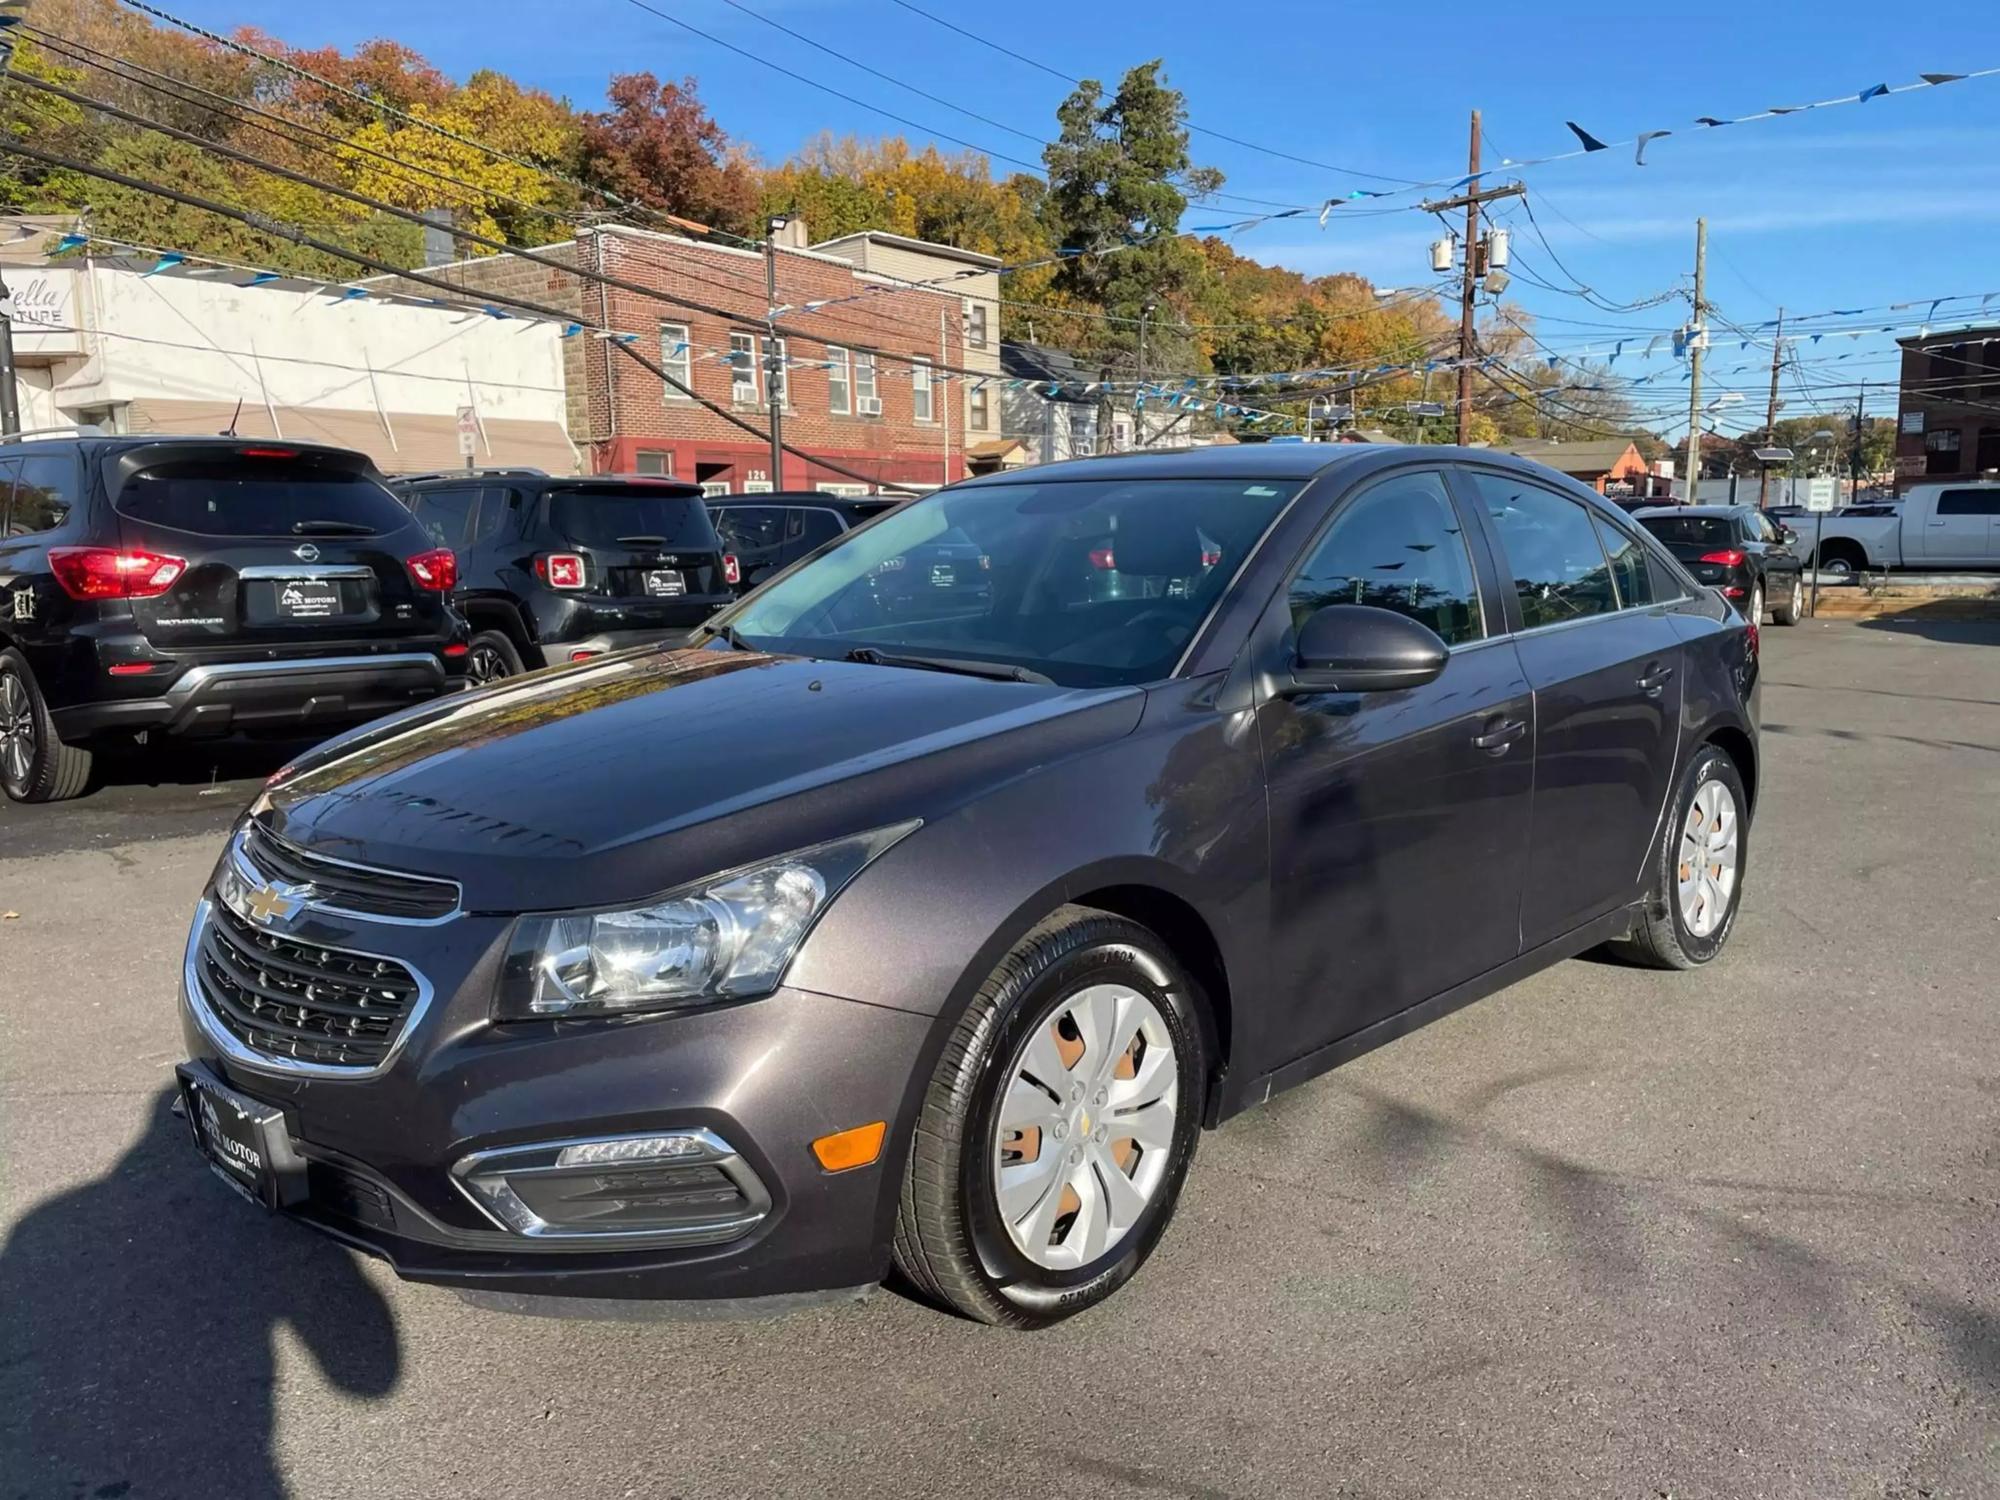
[
  {"left": 1678, "top": 779, "right": 1740, "bottom": 938},
  {"left": 1792, "top": 578, "right": 1803, "bottom": 615},
  {"left": 0, "top": 673, "right": 34, "bottom": 787},
  {"left": 1749, "top": 586, "right": 1762, "bottom": 621},
  {"left": 991, "top": 983, "right": 1178, "bottom": 1270},
  {"left": 467, "top": 645, "right": 512, "bottom": 685}
]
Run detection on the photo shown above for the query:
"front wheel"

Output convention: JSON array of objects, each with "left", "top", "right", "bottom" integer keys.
[
  {"left": 1608, "top": 744, "right": 1748, "bottom": 970},
  {"left": 1772, "top": 574, "right": 1804, "bottom": 625},
  {"left": 893, "top": 907, "right": 1208, "bottom": 1327}
]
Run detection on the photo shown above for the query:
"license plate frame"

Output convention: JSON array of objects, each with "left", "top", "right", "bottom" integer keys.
[
  {"left": 930, "top": 563, "right": 956, "bottom": 588},
  {"left": 175, "top": 1062, "right": 310, "bottom": 1209},
  {"left": 644, "top": 569, "right": 687, "bottom": 598}
]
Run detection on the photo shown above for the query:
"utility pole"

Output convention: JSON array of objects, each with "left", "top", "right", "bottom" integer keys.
[
  {"left": 1758, "top": 306, "right": 1783, "bottom": 510},
  {"left": 1417, "top": 112, "right": 1523, "bottom": 445},
  {"left": 1684, "top": 217, "right": 1708, "bottom": 503},
  {"left": 763, "top": 216, "right": 788, "bottom": 490},
  {"left": 1850, "top": 384, "right": 1867, "bottom": 501},
  {"left": 1134, "top": 300, "right": 1152, "bottom": 449},
  {"left": 938, "top": 306, "right": 950, "bottom": 486},
  {"left": 0, "top": 266, "right": 20, "bottom": 436}
]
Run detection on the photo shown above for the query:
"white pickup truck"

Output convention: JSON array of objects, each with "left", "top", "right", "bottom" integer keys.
[{"left": 1800, "top": 481, "right": 2000, "bottom": 573}]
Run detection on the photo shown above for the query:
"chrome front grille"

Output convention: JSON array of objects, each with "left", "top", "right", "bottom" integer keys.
[
  {"left": 241, "top": 823, "right": 460, "bottom": 923},
  {"left": 194, "top": 900, "right": 423, "bottom": 1070}
]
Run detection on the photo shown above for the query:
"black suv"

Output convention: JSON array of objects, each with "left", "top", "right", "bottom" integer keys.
[
  {"left": 393, "top": 472, "right": 737, "bottom": 683},
  {"left": 707, "top": 491, "right": 901, "bottom": 592},
  {"left": 1633, "top": 504, "right": 1806, "bottom": 626},
  {"left": 0, "top": 434, "right": 469, "bottom": 803}
]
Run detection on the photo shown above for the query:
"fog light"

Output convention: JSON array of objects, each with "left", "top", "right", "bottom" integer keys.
[
  {"left": 452, "top": 1128, "right": 771, "bottom": 1243},
  {"left": 811, "top": 1120, "right": 886, "bottom": 1173}
]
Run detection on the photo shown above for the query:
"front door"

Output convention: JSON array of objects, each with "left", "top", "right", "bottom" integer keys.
[
  {"left": 1922, "top": 488, "right": 2000, "bottom": 565},
  {"left": 1260, "top": 468, "right": 1534, "bottom": 1058},
  {"left": 1463, "top": 469, "right": 1685, "bottom": 949}
]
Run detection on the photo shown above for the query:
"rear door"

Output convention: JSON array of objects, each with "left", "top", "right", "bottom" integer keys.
[
  {"left": 543, "top": 482, "right": 728, "bottom": 604},
  {"left": 1921, "top": 488, "right": 2000, "bottom": 564},
  {"left": 107, "top": 443, "right": 447, "bottom": 651},
  {"left": 1464, "top": 468, "right": 1685, "bottom": 950}
]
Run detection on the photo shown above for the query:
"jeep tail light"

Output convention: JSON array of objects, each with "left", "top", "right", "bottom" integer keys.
[
  {"left": 405, "top": 548, "right": 458, "bottom": 592},
  {"left": 721, "top": 553, "right": 741, "bottom": 586},
  {"left": 48, "top": 547, "right": 187, "bottom": 600},
  {"left": 1699, "top": 548, "right": 1747, "bottom": 567},
  {"left": 537, "top": 553, "right": 586, "bottom": 590},
  {"left": 1200, "top": 548, "right": 1222, "bottom": 568},
  {"left": 1089, "top": 548, "right": 1117, "bottom": 570},
  {"left": 978, "top": 554, "right": 992, "bottom": 571}
]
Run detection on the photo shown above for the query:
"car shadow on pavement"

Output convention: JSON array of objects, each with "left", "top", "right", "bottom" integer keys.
[
  {"left": 0, "top": 1088, "right": 401, "bottom": 1498},
  {"left": 83, "top": 735, "right": 317, "bottom": 795},
  {"left": 1856, "top": 609, "right": 2000, "bottom": 646}
]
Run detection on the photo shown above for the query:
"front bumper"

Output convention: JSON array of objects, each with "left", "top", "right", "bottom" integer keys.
[
  {"left": 176, "top": 901, "right": 932, "bottom": 1301},
  {"left": 54, "top": 651, "right": 465, "bottom": 739}
]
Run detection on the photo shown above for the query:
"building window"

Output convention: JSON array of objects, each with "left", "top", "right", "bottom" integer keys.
[
  {"left": 816, "top": 483, "right": 871, "bottom": 498},
  {"left": 1113, "top": 415, "right": 1133, "bottom": 451},
  {"left": 699, "top": 480, "right": 732, "bottom": 497},
  {"left": 827, "top": 346, "right": 850, "bottom": 414},
  {"left": 912, "top": 357, "right": 934, "bottom": 423},
  {"left": 660, "top": 322, "right": 691, "bottom": 399},
  {"left": 966, "top": 302, "right": 988, "bottom": 350},
  {"left": 855, "top": 352, "right": 879, "bottom": 416},
  {"left": 1978, "top": 426, "right": 2000, "bottom": 474},
  {"left": 1926, "top": 426, "right": 1962, "bottom": 474},
  {"left": 970, "top": 383, "right": 990, "bottom": 432},
  {"left": 729, "top": 332, "right": 758, "bottom": 406},
  {"left": 635, "top": 450, "right": 672, "bottom": 476}
]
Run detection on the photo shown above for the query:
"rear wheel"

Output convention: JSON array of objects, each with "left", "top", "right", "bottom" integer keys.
[
  {"left": 464, "top": 631, "right": 525, "bottom": 686},
  {"left": 893, "top": 907, "right": 1207, "bottom": 1327},
  {"left": 1608, "top": 744, "right": 1747, "bottom": 970},
  {"left": 1772, "top": 574, "right": 1804, "bottom": 625},
  {"left": 0, "top": 649, "right": 92, "bottom": 803},
  {"left": 1745, "top": 582, "right": 1764, "bottom": 625}
]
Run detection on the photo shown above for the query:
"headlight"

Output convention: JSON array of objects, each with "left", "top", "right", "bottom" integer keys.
[{"left": 495, "top": 821, "right": 918, "bottom": 1019}]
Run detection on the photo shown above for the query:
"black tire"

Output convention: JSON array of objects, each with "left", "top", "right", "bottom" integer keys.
[
  {"left": 0, "top": 648, "right": 92, "bottom": 803},
  {"left": 1608, "top": 743, "right": 1748, "bottom": 970},
  {"left": 464, "top": 630, "right": 525, "bottom": 686},
  {"left": 1771, "top": 572, "right": 1804, "bottom": 626},
  {"left": 1812, "top": 541, "right": 1862, "bottom": 576},
  {"left": 893, "top": 906, "right": 1208, "bottom": 1328}
]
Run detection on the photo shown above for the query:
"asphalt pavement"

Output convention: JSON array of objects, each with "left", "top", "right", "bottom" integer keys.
[{"left": 3, "top": 617, "right": 1997, "bottom": 1499}]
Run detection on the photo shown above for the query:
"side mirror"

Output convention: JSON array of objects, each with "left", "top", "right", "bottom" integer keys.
[
  {"left": 1286, "top": 604, "right": 1449, "bottom": 694},
  {"left": 1781, "top": 527, "right": 1798, "bottom": 544}
]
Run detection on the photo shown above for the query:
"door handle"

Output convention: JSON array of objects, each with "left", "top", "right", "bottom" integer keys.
[
  {"left": 1929, "top": 519, "right": 1948, "bottom": 527},
  {"left": 1471, "top": 717, "right": 1527, "bottom": 753},
  {"left": 1637, "top": 664, "right": 1675, "bottom": 697}
]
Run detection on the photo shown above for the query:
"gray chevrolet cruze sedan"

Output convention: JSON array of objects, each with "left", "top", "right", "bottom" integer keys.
[{"left": 175, "top": 445, "right": 1759, "bottom": 1327}]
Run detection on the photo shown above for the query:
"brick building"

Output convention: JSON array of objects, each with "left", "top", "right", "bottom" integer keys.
[
  {"left": 1894, "top": 325, "right": 2000, "bottom": 491},
  {"left": 393, "top": 224, "right": 968, "bottom": 493}
]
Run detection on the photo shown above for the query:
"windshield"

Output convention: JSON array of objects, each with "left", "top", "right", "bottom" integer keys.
[
  {"left": 547, "top": 487, "right": 717, "bottom": 549},
  {"left": 724, "top": 476, "right": 1301, "bottom": 687},
  {"left": 1639, "top": 514, "right": 1737, "bottom": 549}
]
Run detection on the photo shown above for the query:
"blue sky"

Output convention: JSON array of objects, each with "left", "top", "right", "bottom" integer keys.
[{"left": 160, "top": 0, "right": 2000, "bottom": 434}]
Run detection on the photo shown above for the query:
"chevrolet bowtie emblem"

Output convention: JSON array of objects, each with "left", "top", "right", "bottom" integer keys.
[{"left": 245, "top": 881, "right": 308, "bottom": 925}]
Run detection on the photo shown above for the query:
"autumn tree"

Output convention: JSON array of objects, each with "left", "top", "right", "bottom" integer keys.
[{"left": 576, "top": 73, "right": 759, "bottom": 235}]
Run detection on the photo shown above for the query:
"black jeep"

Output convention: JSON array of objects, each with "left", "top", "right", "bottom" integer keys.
[{"left": 392, "top": 472, "right": 737, "bottom": 683}]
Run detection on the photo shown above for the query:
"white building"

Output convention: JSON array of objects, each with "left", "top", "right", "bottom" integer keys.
[{"left": 5, "top": 258, "right": 578, "bottom": 473}]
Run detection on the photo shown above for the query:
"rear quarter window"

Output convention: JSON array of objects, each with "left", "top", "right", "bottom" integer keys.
[{"left": 116, "top": 462, "right": 414, "bottom": 537}]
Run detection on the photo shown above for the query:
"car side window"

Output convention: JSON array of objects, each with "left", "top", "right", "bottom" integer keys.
[
  {"left": 714, "top": 507, "right": 785, "bottom": 552},
  {"left": 1287, "top": 470, "right": 1483, "bottom": 646},
  {"left": 11, "top": 453, "right": 79, "bottom": 536},
  {"left": 1592, "top": 514, "right": 1655, "bottom": 610},
  {"left": 796, "top": 509, "right": 843, "bottom": 549},
  {"left": 0, "top": 459, "right": 18, "bottom": 536},
  {"left": 1938, "top": 488, "right": 2000, "bottom": 517},
  {"left": 1470, "top": 472, "right": 1617, "bottom": 628},
  {"left": 1756, "top": 513, "right": 1783, "bottom": 544},
  {"left": 470, "top": 486, "right": 514, "bottom": 545},
  {"left": 410, "top": 487, "right": 477, "bottom": 549}
]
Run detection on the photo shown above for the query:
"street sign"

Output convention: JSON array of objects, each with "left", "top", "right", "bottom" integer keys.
[
  {"left": 1806, "top": 477, "right": 1837, "bottom": 513},
  {"left": 455, "top": 405, "right": 478, "bottom": 459}
]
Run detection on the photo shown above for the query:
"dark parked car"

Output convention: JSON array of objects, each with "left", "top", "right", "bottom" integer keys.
[
  {"left": 707, "top": 491, "right": 901, "bottom": 592},
  {"left": 392, "top": 472, "right": 738, "bottom": 683},
  {"left": 175, "top": 445, "right": 1759, "bottom": 1327},
  {"left": 0, "top": 433, "right": 469, "bottom": 803},
  {"left": 1633, "top": 504, "right": 1804, "bottom": 625}
]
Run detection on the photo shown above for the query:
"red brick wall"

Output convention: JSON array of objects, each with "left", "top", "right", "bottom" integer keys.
[{"left": 596, "top": 229, "right": 965, "bottom": 489}]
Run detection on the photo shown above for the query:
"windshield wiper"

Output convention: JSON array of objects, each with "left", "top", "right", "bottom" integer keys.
[
  {"left": 290, "top": 519, "right": 373, "bottom": 536},
  {"left": 843, "top": 646, "right": 1052, "bottom": 685},
  {"left": 616, "top": 534, "right": 669, "bottom": 545}
]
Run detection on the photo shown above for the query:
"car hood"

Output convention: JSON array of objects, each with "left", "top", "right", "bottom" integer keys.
[{"left": 259, "top": 646, "right": 1143, "bottom": 911}]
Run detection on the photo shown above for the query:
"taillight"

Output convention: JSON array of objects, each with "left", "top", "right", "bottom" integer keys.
[
  {"left": 1746, "top": 618, "right": 1760, "bottom": 657},
  {"left": 1721, "top": 585, "right": 1745, "bottom": 599},
  {"left": 873, "top": 556, "right": 907, "bottom": 574},
  {"left": 406, "top": 548, "right": 458, "bottom": 592},
  {"left": 238, "top": 447, "right": 298, "bottom": 459},
  {"left": 1200, "top": 548, "right": 1222, "bottom": 568},
  {"left": 1699, "top": 549, "right": 1747, "bottom": 567},
  {"left": 721, "top": 554, "right": 741, "bottom": 586},
  {"left": 1088, "top": 548, "right": 1117, "bottom": 570},
  {"left": 978, "top": 554, "right": 992, "bottom": 571},
  {"left": 48, "top": 547, "right": 187, "bottom": 600},
  {"left": 536, "top": 553, "right": 586, "bottom": 590}
]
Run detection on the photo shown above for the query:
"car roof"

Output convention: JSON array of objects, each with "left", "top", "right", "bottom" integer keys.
[
  {"left": 960, "top": 443, "right": 1384, "bottom": 485},
  {"left": 1633, "top": 505, "right": 1747, "bottom": 517},
  {"left": 3, "top": 433, "right": 367, "bottom": 461}
]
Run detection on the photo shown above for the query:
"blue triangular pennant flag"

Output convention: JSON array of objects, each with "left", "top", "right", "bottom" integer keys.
[
  {"left": 247, "top": 271, "right": 280, "bottom": 287},
  {"left": 53, "top": 233, "right": 89, "bottom": 253},
  {"left": 1857, "top": 83, "right": 1889, "bottom": 103},
  {"left": 144, "top": 252, "right": 185, "bottom": 277},
  {"left": 561, "top": 323, "right": 584, "bottom": 338},
  {"left": 481, "top": 305, "right": 510, "bottom": 319},
  {"left": 1565, "top": 121, "right": 1609, "bottom": 152}
]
